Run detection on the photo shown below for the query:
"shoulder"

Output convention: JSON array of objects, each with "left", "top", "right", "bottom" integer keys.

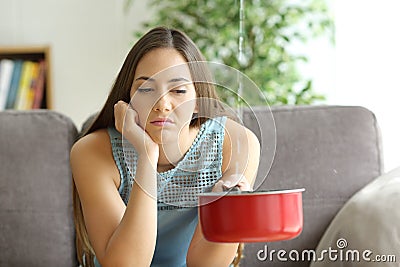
[
  {"left": 224, "top": 118, "right": 260, "bottom": 148},
  {"left": 221, "top": 118, "right": 260, "bottom": 173},
  {"left": 70, "top": 129, "right": 111, "bottom": 161},
  {"left": 70, "top": 129, "right": 119, "bottom": 187}
]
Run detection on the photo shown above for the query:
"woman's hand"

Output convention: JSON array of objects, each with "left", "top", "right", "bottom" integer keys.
[
  {"left": 114, "top": 101, "right": 159, "bottom": 160},
  {"left": 212, "top": 174, "right": 253, "bottom": 193}
]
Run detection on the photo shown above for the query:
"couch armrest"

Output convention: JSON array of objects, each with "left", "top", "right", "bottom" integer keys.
[{"left": 0, "top": 110, "right": 78, "bottom": 266}]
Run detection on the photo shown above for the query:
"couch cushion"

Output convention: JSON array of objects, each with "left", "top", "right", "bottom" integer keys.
[
  {"left": 0, "top": 110, "right": 78, "bottom": 266},
  {"left": 241, "top": 105, "right": 383, "bottom": 267},
  {"left": 310, "top": 166, "right": 400, "bottom": 267}
]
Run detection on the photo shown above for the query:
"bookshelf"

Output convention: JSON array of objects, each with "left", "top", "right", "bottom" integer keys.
[{"left": 0, "top": 46, "right": 52, "bottom": 110}]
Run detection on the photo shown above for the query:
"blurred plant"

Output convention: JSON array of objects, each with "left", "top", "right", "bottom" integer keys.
[{"left": 125, "top": 0, "right": 334, "bottom": 105}]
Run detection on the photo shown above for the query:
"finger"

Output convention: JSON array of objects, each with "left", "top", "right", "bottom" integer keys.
[
  {"left": 211, "top": 180, "right": 225, "bottom": 193},
  {"left": 222, "top": 180, "right": 232, "bottom": 188},
  {"left": 114, "top": 100, "right": 128, "bottom": 109},
  {"left": 224, "top": 174, "right": 245, "bottom": 188},
  {"left": 236, "top": 180, "right": 253, "bottom": 191},
  {"left": 126, "top": 107, "right": 140, "bottom": 125},
  {"left": 114, "top": 101, "right": 128, "bottom": 119},
  {"left": 114, "top": 101, "right": 130, "bottom": 132}
]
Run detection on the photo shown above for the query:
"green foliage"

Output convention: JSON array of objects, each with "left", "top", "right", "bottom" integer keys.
[{"left": 127, "top": 0, "right": 334, "bottom": 105}]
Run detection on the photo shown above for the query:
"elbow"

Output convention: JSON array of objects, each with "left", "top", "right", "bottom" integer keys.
[
  {"left": 98, "top": 256, "right": 126, "bottom": 267},
  {"left": 186, "top": 256, "right": 232, "bottom": 267},
  {"left": 186, "top": 255, "right": 199, "bottom": 267},
  {"left": 186, "top": 249, "right": 201, "bottom": 267},
  {"left": 186, "top": 251, "right": 223, "bottom": 267},
  {"left": 186, "top": 245, "right": 237, "bottom": 267},
  {"left": 100, "top": 254, "right": 152, "bottom": 267},
  {"left": 101, "top": 260, "right": 145, "bottom": 267}
]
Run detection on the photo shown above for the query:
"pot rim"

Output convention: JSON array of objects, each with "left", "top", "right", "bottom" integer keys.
[{"left": 199, "top": 188, "right": 305, "bottom": 197}]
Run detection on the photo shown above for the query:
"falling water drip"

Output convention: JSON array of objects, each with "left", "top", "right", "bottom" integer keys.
[
  {"left": 236, "top": 0, "right": 245, "bottom": 177},
  {"left": 238, "top": 0, "right": 246, "bottom": 68},
  {"left": 237, "top": 0, "right": 245, "bottom": 123}
]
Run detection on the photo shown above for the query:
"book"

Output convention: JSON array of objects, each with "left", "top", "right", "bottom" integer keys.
[
  {"left": 25, "top": 62, "right": 39, "bottom": 109},
  {"left": 14, "top": 61, "right": 35, "bottom": 110},
  {"left": 5, "top": 60, "right": 23, "bottom": 109},
  {"left": 32, "top": 61, "right": 46, "bottom": 109},
  {"left": 0, "top": 59, "right": 15, "bottom": 110}
]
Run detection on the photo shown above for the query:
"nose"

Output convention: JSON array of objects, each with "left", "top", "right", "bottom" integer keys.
[{"left": 153, "top": 92, "right": 172, "bottom": 112}]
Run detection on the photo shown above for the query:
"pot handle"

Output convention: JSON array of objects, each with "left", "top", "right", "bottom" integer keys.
[{"left": 223, "top": 184, "right": 241, "bottom": 192}]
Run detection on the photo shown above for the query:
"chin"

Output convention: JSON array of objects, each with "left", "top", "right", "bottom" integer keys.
[{"left": 148, "top": 131, "right": 176, "bottom": 145}]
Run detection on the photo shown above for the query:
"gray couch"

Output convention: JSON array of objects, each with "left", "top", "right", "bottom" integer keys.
[
  {"left": 0, "top": 110, "right": 78, "bottom": 267},
  {"left": 0, "top": 105, "right": 383, "bottom": 266}
]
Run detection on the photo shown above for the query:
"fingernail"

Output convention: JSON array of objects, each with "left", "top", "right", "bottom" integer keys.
[{"left": 223, "top": 180, "right": 231, "bottom": 187}]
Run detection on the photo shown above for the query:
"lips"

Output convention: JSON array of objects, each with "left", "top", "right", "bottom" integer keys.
[{"left": 150, "top": 117, "right": 173, "bottom": 126}]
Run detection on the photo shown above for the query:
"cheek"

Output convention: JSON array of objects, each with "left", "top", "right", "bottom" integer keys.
[{"left": 176, "top": 99, "right": 197, "bottom": 117}]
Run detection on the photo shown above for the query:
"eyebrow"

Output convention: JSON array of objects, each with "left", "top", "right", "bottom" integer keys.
[
  {"left": 168, "top": 77, "right": 190, "bottom": 83},
  {"left": 134, "top": 76, "right": 190, "bottom": 83},
  {"left": 135, "top": 76, "right": 155, "bottom": 82}
]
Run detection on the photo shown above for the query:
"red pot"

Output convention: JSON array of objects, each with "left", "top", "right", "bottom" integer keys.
[{"left": 198, "top": 188, "right": 305, "bottom": 243}]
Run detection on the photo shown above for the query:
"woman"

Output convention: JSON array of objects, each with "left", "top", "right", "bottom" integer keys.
[{"left": 71, "top": 26, "right": 260, "bottom": 267}]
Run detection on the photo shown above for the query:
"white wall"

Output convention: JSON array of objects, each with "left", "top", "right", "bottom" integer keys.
[
  {"left": 335, "top": 0, "right": 400, "bottom": 172},
  {"left": 303, "top": 0, "right": 400, "bottom": 172},
  {"left": 1, "top": 0, "right": 398, "bottom": 172},
  {"left": 0, "top": 0, "right": 151, "bottom": 129}
]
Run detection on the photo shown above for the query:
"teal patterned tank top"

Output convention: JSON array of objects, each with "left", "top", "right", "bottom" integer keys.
[{"left": 104, "top": 116, "right": 227, "bottom": 267}]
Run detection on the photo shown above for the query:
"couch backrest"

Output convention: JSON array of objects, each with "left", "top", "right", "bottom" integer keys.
[
  {"left": 0, "top": 106, "right": 383, "bottom": 266},
  {"left": 0, "top": 110, "right": 78, "bottom": 266},
  {"left": 240, "top": 105, "right": 383, "bottom": 266}
]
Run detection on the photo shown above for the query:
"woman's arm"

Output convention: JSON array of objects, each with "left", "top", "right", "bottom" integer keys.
[
  {"left": 71, "top": 102, "right": 160, "bottom": 267},
  {"left": 186, "top": 119, "right": 261, "bottom": 267},
  {"left": 71, "top": 132, "right": 158, "bottom": 267}
]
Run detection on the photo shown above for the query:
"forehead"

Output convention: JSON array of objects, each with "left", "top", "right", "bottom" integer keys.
[{"left": 134, "top": 48, "right": 192, "bottom": 81}]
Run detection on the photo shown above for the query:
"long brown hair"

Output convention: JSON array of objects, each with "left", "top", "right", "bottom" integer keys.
[{"left": 73, "top": 26, "right": 242, "bottom": 266}]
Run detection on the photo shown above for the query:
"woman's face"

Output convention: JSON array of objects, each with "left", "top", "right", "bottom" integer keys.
[{"left": 130, "top": 48, "right": 198, "bottom": 144}]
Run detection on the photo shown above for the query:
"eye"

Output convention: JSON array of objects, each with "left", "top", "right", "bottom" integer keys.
[
  {"left": 137, "top": 87, "right": 154, "bottom": 93},
  {"left": 170, "top": 84, "right": 187, "bottom": 94},
  {"left": 173, "top": 89, "right": 187, "bottom": 94}
]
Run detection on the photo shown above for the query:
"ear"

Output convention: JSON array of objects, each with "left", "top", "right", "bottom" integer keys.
[{"left": 194, "top": 101, "right": 199, "bottom": 113}]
